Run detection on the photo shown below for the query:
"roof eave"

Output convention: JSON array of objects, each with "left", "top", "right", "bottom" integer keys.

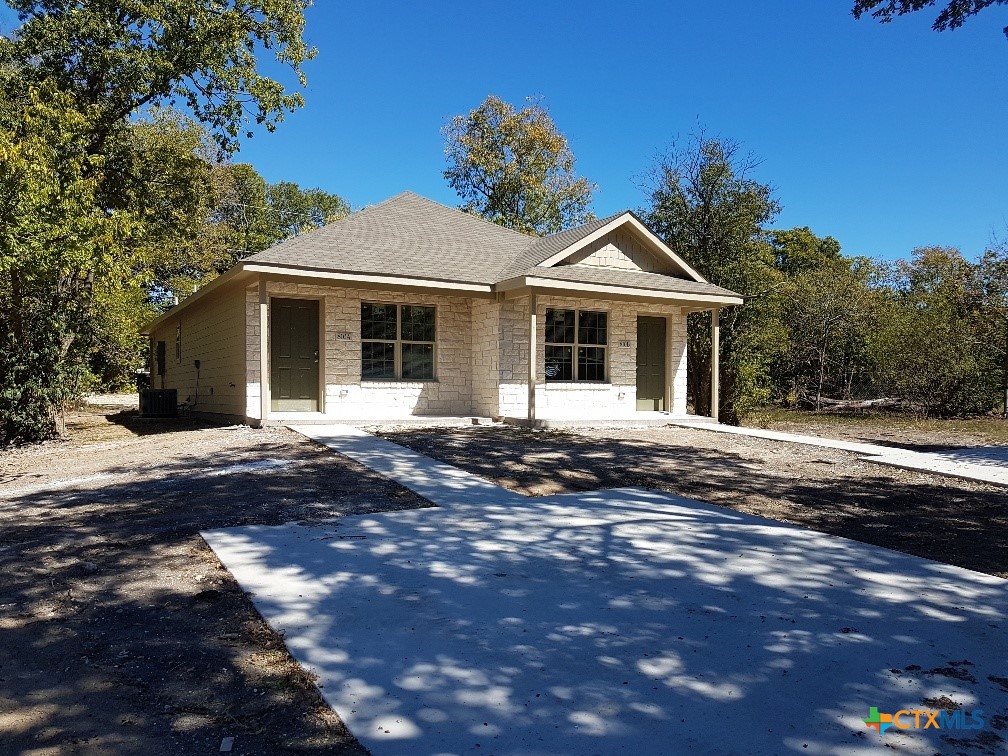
[
  {"left": 140, "top": 264, "right": 253, "bottom": 335},
  {"left": 242, "top": 263, "right": 495, "bottom": 293},
  {"left": 496, "top": 275, "right": 744, "bottom": 307}
]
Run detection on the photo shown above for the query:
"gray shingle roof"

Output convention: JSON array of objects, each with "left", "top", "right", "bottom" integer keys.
[
  {"left": 523, "top": 266, "right": 741, "bottom": 299},
  {"left": 244, "top": 191, "right": 740, "bottom": 300},
  {"left": 246, "top": 191, "right": 537, "bottom": 285}
]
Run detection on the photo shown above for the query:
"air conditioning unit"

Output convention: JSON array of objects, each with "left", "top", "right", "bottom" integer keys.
[{"left": 140, "top": 388, "right": 178, "bottom": 418}]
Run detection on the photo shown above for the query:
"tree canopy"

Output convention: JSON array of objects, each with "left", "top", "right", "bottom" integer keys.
[
  {"left": 852, "top": 1, "right": 1008, "bottom": 38},
  {"left": 642, "top": 133, "right": 783, "bottom": 422},
  {"left": 5, "top": 0, "right": 316, "bottom": 155},
  {"left": 443, "top": 95, "right": 595, "bottom": 236},
  {"left": 0, "top": 2, "right": 325, "bottom": 443}
]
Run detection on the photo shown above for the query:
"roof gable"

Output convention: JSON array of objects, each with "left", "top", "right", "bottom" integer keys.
[{"left": 531, "top": 212, "right": 706, "bottom": 283}]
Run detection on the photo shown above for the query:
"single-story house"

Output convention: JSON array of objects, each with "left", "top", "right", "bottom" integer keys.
[{"left": 141, "top": 191, "right": 742, "bottom": 425}]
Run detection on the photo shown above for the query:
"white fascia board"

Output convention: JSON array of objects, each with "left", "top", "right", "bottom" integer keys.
[
  {"left": 518, "top": 276, "right": 744, "bottom": 306},
  {"left": 535, "top": 213, "right": 708, "bottom": 284},
  {"left": 242, "top": 263, "right": 494, "bottom": 294}
]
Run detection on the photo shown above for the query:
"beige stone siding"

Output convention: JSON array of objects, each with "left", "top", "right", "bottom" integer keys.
[
  {"left": 246, "top": 281, "right": 475, "bottom": 419},
  {"left": 563, "top": 229, "right": 672, "bottom": 273},
  {"left": 233, "top": 277, "right": 691, "bottom": 422},
  {"left": 149, "top": 284, "right": 247, "bottom": 419},
  {"left": 470, "top": 298, "right": 501, "bottom": 417},
  {"left": 494, "top": 295, "right": 688, "bottom": 419}
]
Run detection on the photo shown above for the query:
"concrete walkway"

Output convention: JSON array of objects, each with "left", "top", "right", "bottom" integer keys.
[
  {"left": 671, "top": 419, "right": 1008, "bottom": 486},
  {"left": 202, "top": 426, "right": 1008, "bottom": 755}
]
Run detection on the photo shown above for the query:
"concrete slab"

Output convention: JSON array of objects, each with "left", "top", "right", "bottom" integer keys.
[
  {"left": 204, "top": 426, "right": 1008, "bottom": 755},
  {"left": 204, "top": 490, "right": 1007, "bottom": 756},
  {"left": 670, "top": 420, "right": 1008, "bottom": 486},
  {"left": 292, "top": 424, "right": 524, "bottom": 508}
]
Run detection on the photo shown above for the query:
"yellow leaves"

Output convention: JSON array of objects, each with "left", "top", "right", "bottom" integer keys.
[{"left": 443, "top": 94, "right": 595, "bottom": 236}]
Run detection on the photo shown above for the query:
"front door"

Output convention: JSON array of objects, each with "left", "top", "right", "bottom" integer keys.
[
  {"left": 271, "top": 298, "right": 319, "bottom": 412},
  {"left": 636, "top": 316, "right": 666, "bottom": 411}
]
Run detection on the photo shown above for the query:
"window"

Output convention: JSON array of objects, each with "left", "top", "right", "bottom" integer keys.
[
  {"left": 544, "top": 308, "right": 607, "bottom": 382},
  {"left": 361, "top": 303, "right": 436, "bottom": 380}
]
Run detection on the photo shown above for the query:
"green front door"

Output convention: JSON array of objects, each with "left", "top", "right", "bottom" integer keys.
[
  {"left": 636, "top": 316, "right": 666, "bottom": 411},
  {"left": 271, "top": 298, "right": 319, "bottom": 412}
]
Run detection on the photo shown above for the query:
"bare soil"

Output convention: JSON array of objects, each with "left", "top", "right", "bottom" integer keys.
[
  {"left": 1, "top": 405, "right": 426, "bottom": 755},
  {"left": 376, "top": 422, "right": 1008, "bottom": 579}
]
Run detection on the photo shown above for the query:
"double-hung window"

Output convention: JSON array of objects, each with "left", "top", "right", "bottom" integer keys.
[
  {"left": 544, "top": 308, "right": 607, "bottom": 382},
  {"left": 361, "top": 303, "right": 436, "bottom": 380}
]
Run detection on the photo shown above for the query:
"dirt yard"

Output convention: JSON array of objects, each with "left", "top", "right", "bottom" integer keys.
[
  {"left": 1, "top": 405, "right": 426, "bottom": 755},
  {"left": 376, "top": 422, "right": 1008, "bottom": 579},
  {"left": 749, "top": 408, "right": 1008, "bottom": 449}
]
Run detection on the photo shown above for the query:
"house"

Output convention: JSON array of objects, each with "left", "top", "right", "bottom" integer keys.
[{"left": 141, "top": 191, "right": 742, "bottom": 425}]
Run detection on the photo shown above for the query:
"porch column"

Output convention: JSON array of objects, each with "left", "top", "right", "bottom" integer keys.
[
  {"left": 258, "top": 278, "right": 269, "bottom": 427},
  {"left": 710, "top": 307, "right": 720, "bottom": 421},
  {"left": 528, "top": 290, "right": 538, "bottom": 423}
]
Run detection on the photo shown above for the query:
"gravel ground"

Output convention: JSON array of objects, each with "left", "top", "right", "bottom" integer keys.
[
  {"left": 376, "top": 422, "right": 1008, "bottom": 579},
  {"left": 1, "top": 408, "right": 426, "bottom": 756}
]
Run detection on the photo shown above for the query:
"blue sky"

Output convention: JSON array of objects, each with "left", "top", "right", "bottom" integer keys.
[{"left": 4, "top": 2, "right": 1007, "bottom": 259}]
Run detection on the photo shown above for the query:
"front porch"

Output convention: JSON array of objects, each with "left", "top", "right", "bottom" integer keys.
[{"left": 247, "top": 277, "right": 729, "bottom": 427}]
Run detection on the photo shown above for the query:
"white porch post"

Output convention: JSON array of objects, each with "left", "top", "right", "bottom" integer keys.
[
  {"left": 528, "top": 290, "right": 537, "bottom": 423},
  {"left": 710, "top": 307, "right": 720, "bottom": 421},
  {"left": 258, "top": 278, "right": 270, "bottom": 427}
]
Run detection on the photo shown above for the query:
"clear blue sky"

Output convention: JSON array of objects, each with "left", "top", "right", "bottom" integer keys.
[{"left": 5, "top": 1, "right": 1008, "bottom": 259}]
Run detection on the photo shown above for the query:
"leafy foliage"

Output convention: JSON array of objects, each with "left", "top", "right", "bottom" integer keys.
[
  {"left": 0, "top": 81, "right": 127, "bottom": 440},
  {"left": 0, "top": 2, "right": 322, "bottom": 443},
  {"left": 7, "top": 0, "right": 316, "bottom": 155},
  {"left": 869, "top": 249, "right": 991, "bottom": 414},
  {"left": 852, "top": 1, "right": 1008, "bottom": 38},
  {"left": 642, "top": 133, "right": 783, "bottom": 423},
  {"left": 444, "top": 95, "right": 595, "bottom": 236}
]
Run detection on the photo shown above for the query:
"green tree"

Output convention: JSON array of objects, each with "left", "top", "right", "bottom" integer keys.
[
  {"left": 870, "top": 247, "right": 990, "bottom": 416},
  {"left": 973, "top": 239, "right": 1008, "bottom": 415},
  {"left": 769, "top": 227, "right": 843, "bottom": 277},
  {"left": 265, "top": 181, "right": 350, "bottom": 241},
  {"left": 0, "top": 82, "right": 127, "bottom": 441},
  {"left": 7, "top": 1, "right": 315, "bottom": 155},
  {"left": 781, "top": 257, "right": 878, "bottom": 409},
  {"left": 642, "top": 133, "right": 784, "bottom": 423},
  {"left": 443, "top": 95, "right": 595, "bottom": 236},
  {"left": 852, "top": 1, "right": 1008, "bottom": 38},
  {"left": 0, "top": 1, "right": 315, "bottom": 442}
]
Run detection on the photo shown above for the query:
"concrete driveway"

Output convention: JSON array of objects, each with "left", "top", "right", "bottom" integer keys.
[{"left": 202, "top": 427, "right": 1008, "bottom": 755}]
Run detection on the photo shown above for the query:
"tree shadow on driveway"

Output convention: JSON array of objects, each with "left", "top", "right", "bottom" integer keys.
[
  {"left": 377, "top": 426, "right": 1008, "bottom": 579},
  {"left": 205, "top": 485, "right": 1008, "bottom": 755}
]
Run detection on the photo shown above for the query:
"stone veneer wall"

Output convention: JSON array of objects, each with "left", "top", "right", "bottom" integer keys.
[
  {"left": 246, "top": 281, "right": 475, "bottom": 420},
  {"left": 469, "top": 298, "right": 501, "bottom": 417},
  {"left": 244, "top": 280, "right": 689, "bottom": 421},
  {"left": 494, "top": 294, "right": 688, "bottom": 419}
]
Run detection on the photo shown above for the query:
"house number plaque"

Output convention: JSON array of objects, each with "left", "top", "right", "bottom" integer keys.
[
  {"left": 335, "top": 332, "right": 353, "bottom": 341},
  {"left": 618, "top": 340, "right": 631, "bottom": 348}
]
